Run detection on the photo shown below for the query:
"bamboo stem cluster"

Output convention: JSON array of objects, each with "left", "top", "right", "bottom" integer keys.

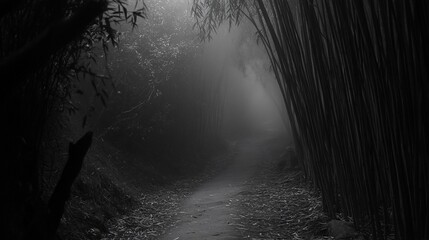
[
  {"left": 168, "top": 54, "right": 227, "bottom": 150},
  {"left": 193, "top": 0, "right": 429, "bottom": 239}
]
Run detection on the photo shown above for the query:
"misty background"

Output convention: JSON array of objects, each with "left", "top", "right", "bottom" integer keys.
[{"left": 55, "top": 1, "right": 292, "bottom": 238}]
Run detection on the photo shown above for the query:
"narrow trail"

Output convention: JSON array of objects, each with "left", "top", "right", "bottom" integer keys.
[{"left": 161, "top": 136, "right": 279, "bottom": 240}]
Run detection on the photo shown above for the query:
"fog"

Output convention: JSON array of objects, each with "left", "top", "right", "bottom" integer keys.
[
  {"left": 194, "top": 23, "right": 288, "bottom": 139},
  {"left": 70, "top": 0, "right": 290, "bottom": 143}
]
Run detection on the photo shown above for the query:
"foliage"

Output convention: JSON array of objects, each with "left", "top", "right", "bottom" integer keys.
[{"left": 95, "top": 0, "right": 210, "bottom": 155}]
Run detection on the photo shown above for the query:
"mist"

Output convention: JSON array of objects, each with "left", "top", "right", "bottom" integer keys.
[
  {"left": 63, "top": 2, "right": 295, "bottom": 238},
  {"left": 3, "top": 0, "right": 427, "bottom": 239},
  {"left": 195, "top": 22, "right": 288, "bottom": 139}
]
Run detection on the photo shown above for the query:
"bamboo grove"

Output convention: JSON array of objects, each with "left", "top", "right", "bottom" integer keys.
[
  {"left": 183, "top": 54, "right": 227, "bottom": 148},
  {"left": 192, "top": 0, "right": 429, "bottom": 239}
]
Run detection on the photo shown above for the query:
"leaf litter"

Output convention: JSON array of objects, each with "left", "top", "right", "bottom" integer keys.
[
  {"left": 101, "top": 150, "right": 236, "bottom": 240},
  {"left": 100, "top": 145, "right": 331, "bottom": 240},
  {"left": 231, "top": 159, "right": 332, "bottom": 240}
]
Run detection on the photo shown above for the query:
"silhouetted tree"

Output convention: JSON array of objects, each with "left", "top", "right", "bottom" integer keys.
[{"left": 0, "top": 0, "right": 145, "bottom": 238}]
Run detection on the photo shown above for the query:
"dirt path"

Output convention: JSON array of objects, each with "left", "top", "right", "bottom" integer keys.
[{"left": 161, "top": 136, "right": 279, "bottom": 240}]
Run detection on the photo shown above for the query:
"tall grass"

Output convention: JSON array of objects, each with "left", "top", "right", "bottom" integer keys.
[{"left": 193, "top": 0, "right": 429, "bottom": 239}]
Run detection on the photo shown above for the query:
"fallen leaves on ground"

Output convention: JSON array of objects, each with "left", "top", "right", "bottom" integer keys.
[
  {"left": 101, "top": 183, "right": 194, "bottom": 239},
  {"left": 232, "top": 160, "right": 332, "bottom": 240},
  {"left": 101, "top": 150, "right": 236, "bottom": 240}
]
